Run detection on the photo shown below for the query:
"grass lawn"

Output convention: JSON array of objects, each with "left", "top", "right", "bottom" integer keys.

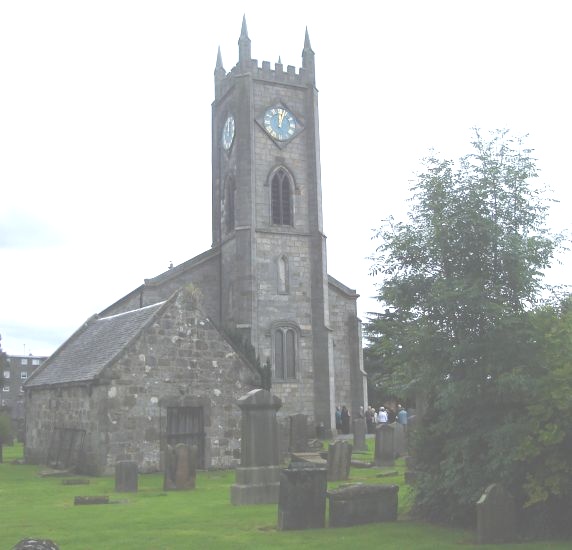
[{"left": 0, "top": 442, "right": 568, "bottom": 550}]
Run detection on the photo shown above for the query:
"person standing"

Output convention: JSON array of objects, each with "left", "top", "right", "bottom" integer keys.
[
  {"left": 335, "top": 406, "right": 342, "bottom": 434},
  {"left": 397, "top": 404, "right": 408, "bottom": 426},
  {"left": 341, "top": 405, "right": 351, "bottom": 435}
]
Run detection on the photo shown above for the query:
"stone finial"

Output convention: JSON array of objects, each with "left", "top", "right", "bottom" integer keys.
[
  {"left": 215, "top": 46, "right": 224, "bottom": 73},
  {"left": 238, "top": 15, "right": 251, "bottom": 68},
  {"left": 302, "top": 27, "right": 315, "bottom": 84}
]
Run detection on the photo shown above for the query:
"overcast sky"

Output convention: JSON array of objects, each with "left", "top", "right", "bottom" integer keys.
[{"left": 1, "top": 1, "right": 571, "bottom": 356}]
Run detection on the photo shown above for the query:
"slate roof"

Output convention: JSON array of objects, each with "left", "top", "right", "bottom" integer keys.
[{"left": 25, "top": 301, "right": 167, "bottom": 388}]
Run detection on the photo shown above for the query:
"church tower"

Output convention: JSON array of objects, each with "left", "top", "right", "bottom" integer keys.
[{"left": 212, "top": 18, "right": 338, "bottom": 430}]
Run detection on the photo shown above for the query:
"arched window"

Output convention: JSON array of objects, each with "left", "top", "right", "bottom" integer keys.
[
  {"left": 225, "top": 177, "right": 235, "bottom": 233},
  {"left": 274, "top": 326, "right": 297, "bottom": 380},
  {"left": 271, "top": 168, "right": 292, "bottom": 225},
  {"left": 277, "top": 255, "right": 289, "bottom": 294}
]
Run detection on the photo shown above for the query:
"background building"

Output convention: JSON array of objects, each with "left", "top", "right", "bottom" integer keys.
[{"left": 2, "top": 353, "right": 48, "bottom": 439}]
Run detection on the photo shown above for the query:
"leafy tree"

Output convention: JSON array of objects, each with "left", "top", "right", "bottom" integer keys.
[
  {"left": 367, "top": 130, "right": 564, "bottom": 531},
  {"left": 511, "top": 297, "right": 572, "bottom": 535},
  {"left": 0, "top": 334, "right": 6, "bottom": 390}
]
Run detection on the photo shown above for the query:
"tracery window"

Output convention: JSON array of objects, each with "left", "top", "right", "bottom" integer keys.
[
  {"left": 274, "top": 326, "right": 297, "bottom": 380},
  {"left": 271, "top": 168, "right": 292, "bottom": 225}
]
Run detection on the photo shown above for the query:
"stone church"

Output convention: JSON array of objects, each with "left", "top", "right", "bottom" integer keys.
[{"left": 24, "top": 18, "right": 367, "bottom": 475}]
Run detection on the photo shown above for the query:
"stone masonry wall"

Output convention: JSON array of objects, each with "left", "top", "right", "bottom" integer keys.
[
  {"left": 25, "top": 384, "right": 109, "bottom": 475},
  {"left": 26, "top": 291, "right": 257, "bottom": 475},
  {"left": 98, "top": 290, "right": 256, "bottom": 474},
  {"left": 328, "top": 284, "right": 364, "bottom": 418}
]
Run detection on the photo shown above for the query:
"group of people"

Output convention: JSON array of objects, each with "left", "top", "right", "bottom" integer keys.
[
  {"left": 335, "top": 403, "right": 408, "bottom": 435},
  {"left": 335, "top": 405, "right": 351, "bottom": 434},
  {"left": 365, "top": 403, "right": 408, "bottom": 434}
]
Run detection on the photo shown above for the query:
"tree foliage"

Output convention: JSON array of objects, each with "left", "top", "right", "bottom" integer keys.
[
  {"left": 366, "top": 130, "right": 570, "bottom": 534},
  {"left": 0, "top": 334, "right": 7, "bottom": 390}
]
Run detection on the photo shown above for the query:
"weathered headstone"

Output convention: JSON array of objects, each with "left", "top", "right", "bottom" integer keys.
[
  {"left": 327, "top": 484, "right": 399, "bottom": 527},
  {"left": 392, "top": 422, "right": 406, "bottom": 457},
  {"left": 374, "top": 423, "right": 395, "bottom": 467},
  {"left": 327, "top": 440, "right": 352, "bottom": 481},
  {"left": 230, "top": 389, "right": 282, "bottom": 505},
  {"left": 12, "top": 539, "right": 59, "bottom": 550},
  {"left": 277, "top": 463, "right": 327, "bottom": 530},
  {"left": 115, "top": 460, "right": 138, "bottom": 492},
  {"left": 163, "top": 443, "right": 197, "bottom": 490},
  {"left": 476, "top": 484, "right": 517, "bottom": 544},
  {"left": 352, "top": 418, "right": 368, "bottom": 452},
  {"left": 289, "top": 413, "right": 308, "bottom": 452}
]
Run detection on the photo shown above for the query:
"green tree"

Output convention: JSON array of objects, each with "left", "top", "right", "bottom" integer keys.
[
  {"left": 0, "top": 334, "right": 6, "bottom": 390},
  {"left": 367, "top": 130, "right": 563, "bottom": 530}
]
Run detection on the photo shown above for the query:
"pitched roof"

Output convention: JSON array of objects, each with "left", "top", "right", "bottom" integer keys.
[{"left": 25, "top": 301, "right": 167, "bottom": 388}]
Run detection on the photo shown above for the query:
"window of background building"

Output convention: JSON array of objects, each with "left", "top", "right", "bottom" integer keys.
[
  {"left": 21, "top": 372, "right": 28, "bottom": 380},
  {"left": 2, "top": 386, "right": 9, "bottom": 392},
  {"left": 2, "top": 370, "right": 9, "bottom": 379},
  {"left": 32, "top": 359, "right": 40, "bottom": 366},
  {"left": 21, "top": 358, "right": 27, "bottom": 365}
]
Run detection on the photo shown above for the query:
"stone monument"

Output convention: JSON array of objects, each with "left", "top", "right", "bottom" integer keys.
[
  {"left": 230, "top": 389, "right": 282, "bottom": 505},
  {"left": 163, "top": 443, "right": 198, "bottom": 490},
  {"left": 277, "top": 463, "right": 327, "bottom": 530},
  {"left": 352, "top": 418, "right": 368, "bottom": 452},
  {"left": 374, "top": 423, "right": 395, "bottom": 467},
  {"left": 115, "top": 460, "right": 138, "bottom": 492},
  {"left": 327, "top": 440, "right": 352, "bottom": 481}
]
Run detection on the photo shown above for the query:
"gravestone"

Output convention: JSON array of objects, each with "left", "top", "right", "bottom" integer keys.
[
  {"left": 115, "top": 460, "right": 138, "bottom": 492},
  {"left": 392, "top": 422, "right": 406, "bottom": 457},
  {"left": 352, "top": 418, "right": 367, "bottom": 452},
  {"left": 374, "top": 423, "right": 395, "bottom": 467},
  {"left": 277, "top": 463, "right": 327, "bottom": 530},
  {"left": 12, "top": 540, "right": 59, "bottom": 550},
  {"left": 327, "top": 484, "right": 399, "bottom": 527},
  {"left": 163, "top": 443, "right": 197, "bottom": 490},
  {"left": 476, "top": 484, "right": 516, "bottom": 544},
  {"left": 289, "top": 413, "right": 308, "bottom": 452},
  {"left": 327, "top": 440, "right": 352, "bottom": 481},
  {"left": 230, "top": 389, "right": 282, "bottom": 505}
]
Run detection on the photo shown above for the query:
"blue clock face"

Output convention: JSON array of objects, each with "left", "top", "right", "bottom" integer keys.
[
  {"left": 222, "top": 115, "right": 235, "bottom": 150},
  {"left": 263, "top": 107, "right": 297, "bottom": 141}
]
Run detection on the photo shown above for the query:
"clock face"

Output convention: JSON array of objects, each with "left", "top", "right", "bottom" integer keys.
[
  {"left": 222, "top": 115, "right": 235, "bottom": 150},
  {"left": 263, "top": 107, "right": 297, "bottom": 141}
]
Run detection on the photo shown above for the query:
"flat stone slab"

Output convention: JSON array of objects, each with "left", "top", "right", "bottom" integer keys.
[
  {"left": 289, "top": 452, "right": 327, "bottom": 466},
  {"left": 74, "top": 496, "right": 110, "bottom": 505},
  {"left": 61, "top": 478, "right": 90, "bottom": 485}
]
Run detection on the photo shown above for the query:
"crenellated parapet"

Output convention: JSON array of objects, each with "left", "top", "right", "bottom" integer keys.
[{"left": 214, "top": 16, "right": 315, "bottom": 100}]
